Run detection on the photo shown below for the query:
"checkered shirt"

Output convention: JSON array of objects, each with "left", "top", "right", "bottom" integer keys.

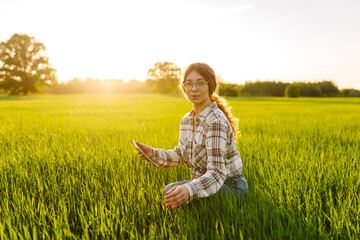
[{"left": 152, "top": 101, "right": 243, "bottom": 201}]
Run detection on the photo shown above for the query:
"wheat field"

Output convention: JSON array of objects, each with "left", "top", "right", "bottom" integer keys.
[{"left": 0, "top": 94, "right": 359, "bottom": 239}]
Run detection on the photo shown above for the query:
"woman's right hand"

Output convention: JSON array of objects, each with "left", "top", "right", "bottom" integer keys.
[{"left": 134, "top": 140, "right": 154, "bottom": 162}]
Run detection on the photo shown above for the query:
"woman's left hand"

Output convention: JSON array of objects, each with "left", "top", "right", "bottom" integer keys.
[{"left": 163, "top": 185, "right": 190, "bottom": 209}]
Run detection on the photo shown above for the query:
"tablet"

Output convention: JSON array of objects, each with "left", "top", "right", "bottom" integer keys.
[{"left": 133, "top": 140, "right": 159, "bottom": 168}]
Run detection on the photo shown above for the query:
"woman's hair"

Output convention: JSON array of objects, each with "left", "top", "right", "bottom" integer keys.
[{"left": 180, "top": 62, "right": 239, "bottom": 140}]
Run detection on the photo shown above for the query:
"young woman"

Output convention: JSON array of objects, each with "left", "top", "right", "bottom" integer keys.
[{"left": 135, "top": 62, "right": 248, "bottom": 209}]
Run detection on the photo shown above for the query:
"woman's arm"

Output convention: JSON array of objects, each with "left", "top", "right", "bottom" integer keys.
[
  {"left": 152, "top": 140, "right": 185, "bottom": 168},
  {"left": 135, "top": 140, "right": 184, "bottom": 168}
]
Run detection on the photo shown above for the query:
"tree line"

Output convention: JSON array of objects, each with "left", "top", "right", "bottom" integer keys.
[
  {"left": 219, "top": 80, "right": 360, "bottom": 97},
  {"left": 44, "top": 75, "right": 360, "bottom": 97},
  {"left": 1, "top": 33, "right": 359, "bottom": 97}
]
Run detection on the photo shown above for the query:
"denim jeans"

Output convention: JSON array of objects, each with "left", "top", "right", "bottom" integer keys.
[{"left": 163, "top": 174, "right": 248, "bottom": 202}]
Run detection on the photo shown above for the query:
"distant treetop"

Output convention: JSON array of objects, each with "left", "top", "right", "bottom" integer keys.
[{"left": 0, "top": 33, "right": 57, "bottom": 95}]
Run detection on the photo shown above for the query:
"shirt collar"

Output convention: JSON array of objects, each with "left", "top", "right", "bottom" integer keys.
[{"left": 187, "top": 101, "right": 217, "bottom": 121}]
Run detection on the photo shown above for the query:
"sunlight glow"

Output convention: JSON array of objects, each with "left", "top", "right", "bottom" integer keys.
[{"left": 0, "top": 0, "right": 359, "bottom": 89}]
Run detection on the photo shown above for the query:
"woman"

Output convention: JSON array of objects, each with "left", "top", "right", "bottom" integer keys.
[{"left": 135, "top": 62, "right": 248, "bottom": 209}]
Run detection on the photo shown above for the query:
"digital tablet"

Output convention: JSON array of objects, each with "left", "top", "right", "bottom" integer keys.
[{"left": 133, "top": 140, "right": 159, "bottom": 168}]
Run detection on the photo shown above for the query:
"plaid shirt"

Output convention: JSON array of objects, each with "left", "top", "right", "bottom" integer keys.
[{"left": 152, "top": 101, "right": 243, "bottom": 201}]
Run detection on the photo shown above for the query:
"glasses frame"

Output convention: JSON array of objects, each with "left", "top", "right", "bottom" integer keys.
[{"left": 182, "top": 81, "right": 209, "bottom": 90}]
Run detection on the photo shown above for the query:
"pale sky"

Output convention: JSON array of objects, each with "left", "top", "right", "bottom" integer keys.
[{"left": 1, "top": 0, "right": 359, "bottom": 89}]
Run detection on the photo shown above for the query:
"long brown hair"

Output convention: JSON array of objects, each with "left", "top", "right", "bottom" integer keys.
[{"left": 181, "top": 62, "right": 239, "bottom": 140}]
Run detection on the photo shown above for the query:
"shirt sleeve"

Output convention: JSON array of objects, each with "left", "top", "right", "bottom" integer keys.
[
  {"left": 151, "top": 140, "right": 185, "bottom": 168},
  {"left": 183, "top": 120, "right": 229, "bottom": 201}
]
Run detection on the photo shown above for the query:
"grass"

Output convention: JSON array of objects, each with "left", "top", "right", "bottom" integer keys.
[{"left": 0, "top": 94, "right": 359, "bottom": 239}]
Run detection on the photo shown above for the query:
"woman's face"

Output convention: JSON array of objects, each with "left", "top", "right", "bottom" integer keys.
[{"left": 183, "top": 71, "right": 211, "bottom": 105}]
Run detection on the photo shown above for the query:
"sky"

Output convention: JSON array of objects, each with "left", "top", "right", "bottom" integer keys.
[{"left": 1, "top": 0, "right": 359, "bottom": 89}]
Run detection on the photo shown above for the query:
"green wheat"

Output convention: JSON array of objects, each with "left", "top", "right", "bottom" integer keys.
[{"left": 0, "top": 94, "right": 359, "bottom": 239}]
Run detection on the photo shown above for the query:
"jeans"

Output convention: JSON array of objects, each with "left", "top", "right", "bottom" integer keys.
[{"left": 163, "top": 174, "right": 248, "bottom": 202}]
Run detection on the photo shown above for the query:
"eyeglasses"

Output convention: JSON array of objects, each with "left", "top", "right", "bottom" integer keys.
[{"left": 182, "top": 81, "right": 208, "bottom": 90}]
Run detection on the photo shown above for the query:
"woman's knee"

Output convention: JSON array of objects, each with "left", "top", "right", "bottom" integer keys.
[
  {"left": 163, "top": 180, "right": 192, "bottom": 195},
  {"left": 163, "top": 183, "right": 174, "bottom": 195},
  {"left": 219, "top": 176, "right": 248, "bottom": 200}
]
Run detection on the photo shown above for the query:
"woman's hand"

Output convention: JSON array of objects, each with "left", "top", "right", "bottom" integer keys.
[
  {"left": 163, "top": 185, "right": 190, "bottom": 209},
  {"left": 134, "top": 140, "right": 154, "bottom": 162}
]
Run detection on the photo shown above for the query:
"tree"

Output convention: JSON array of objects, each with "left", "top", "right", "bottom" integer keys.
[
  {"left": 339, "top": 88, "right": 360, "bottom": 97},
  {"left": 0, "top": 33, "right": 57, "bottom": 95},
  {"left": 317, "top": 81, "right": 339, "bottom": 96},
  {"left": 218, "top": 83, "right": 240, "bottom": 96},
  {"left": 241, "top": 81, "right": 288, "bottom": 97},
  {"left": 293, "top": 82, "right": 321, "bottom": 97},
  {"left": 285, "top": 84, "right": 300, "bottom": 98},
  {"left": 145, "top": 62, "right": 181, "bottom": 94}
]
